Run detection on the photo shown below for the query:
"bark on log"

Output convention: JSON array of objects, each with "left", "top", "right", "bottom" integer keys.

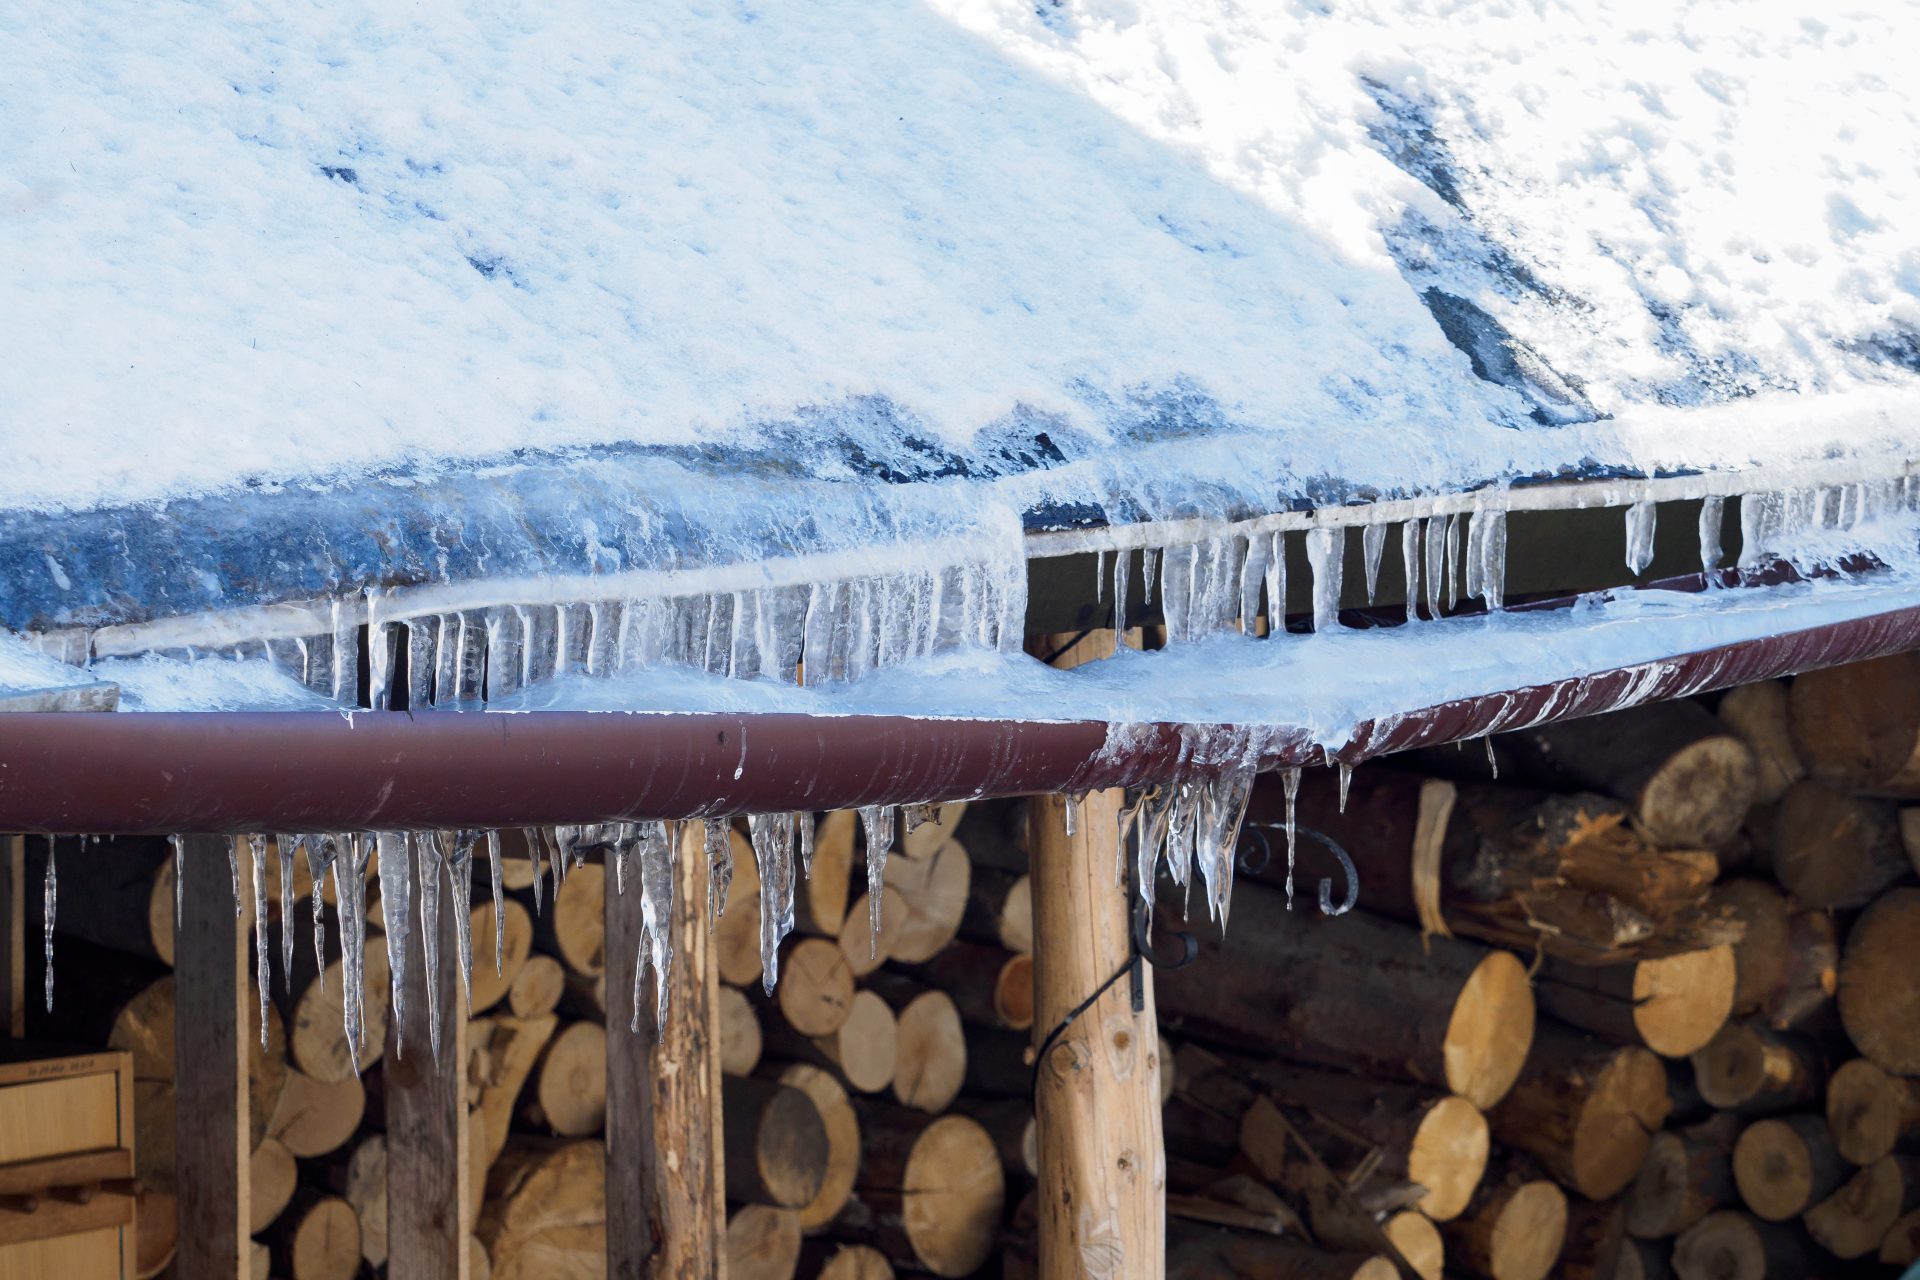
[
  {"left": 959, "top": 867, "right": 1033, "bottom": 955},
  {"left": 720, "top": 982, "right": 765, "bottom": 1077},
  {"left": 266, "top": 1191, "right": 361, "bottom": 1280},
  {"left": 1439, "top": 1158, "right": 1568, "bottom": 1280},
  {"left": 773, "top": 1063, "right": 860, "bottom": 1231},
  {"left": 726, "top": 1204, "right": 802, "bottom": 1280},
  {"left": 1713, "top": 879, "right": 1791, "bottom": 1019},
  {"left": 1717, "top": 681, "right": 1806, "bottom": 805},
  {"left": 506, "top": 952, "right": 564, "bottom": 1018},
  {"left": 1671, "top": 1210, "right": 1810, "bottom": 1280},
  {"left": 1828, "top": 1058, "right": 1920, "bottom": 1166},
  {"left": 1804, "top": 1154, "right": 1920, "bottom": 1259},
  {"left": 1788, "top": 653, "right": 1920, "bottom": 796},
  {"left": 843, "top": 1102, "right": 1005, "bottom": 1276},
  {"left": 1164, "top": 1220, "right": 1395, "bottom": 1280},
  {"left": 901, "top": 939, "right": 1035, "bottom": 1032},
  {"left": 882, "top": 836, "right": 970, "bottom": 964},
  {"left": 1628, "top": 1113, "right": 1741, "bottom": 1239},
  {"left": 477, "top": 1139, "right": 606, "bottom": 1280},
  {"left": 722, "top": 1075, "right": 830, "bottom": 1210},
  {"left": 1557, "top": 1195, "right": 1627, "bottom": 1280},
  {"left": 1762, "top": 908, "right": 1839, "bottom": 1031},
  {"left": 520, "top": 1019, "right": 606, "bottom": 1137},
  {"left": 1488, "top": 1023, "right": 1671, "bottom": 1200},
  {"left": 1767, "top": 781, "right": 1906, "bottom": 909},
  {"left": 1505, "top": 700, "right": 1758, "bottom": 848},
  {"left": 1732, "top": 1114, "right": 1846, "bottom": 1221},
  {"left": 1618, "top": 1236, "right": 1674, "bottom": 1280},
  {"left": 1533, "top": 948, "right": 1737, "bottom": 1059},
  {"left": 864, "top": 974, "right": 966, "bottom": 1114},
  {"left": 1689, "top": 1021, "right": 1825, "bottom": 1113},
  {"left": 1838, "top": 888, "right": 1920, "bottom": 1076},
  {"left": 762, "top": 987, "right": 897, "bottom": 1095},
  {"left": 1157, "top": 882, "right": 1534, "bottom": 1109}
]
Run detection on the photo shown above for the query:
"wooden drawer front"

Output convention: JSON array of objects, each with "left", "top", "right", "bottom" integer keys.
[{"left": 0, "top": 1075, "right": 122, "bottom": 1165}]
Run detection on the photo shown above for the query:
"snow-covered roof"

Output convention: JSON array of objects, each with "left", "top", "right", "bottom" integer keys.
[{"left": 4, "top": 0, "right": 1919, "bottom": 631}]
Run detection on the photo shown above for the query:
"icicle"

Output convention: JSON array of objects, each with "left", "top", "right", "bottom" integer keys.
[
  {"left": 170, "top": 834, "right": 183, "bottom": 926},
  {"left": 705, "top": 819, "right": 734, "bottom": 926},
  {"left": 1141, "top": 546, "right": 1158, "bottom": 606},
  {"left": 1362, "top": 523, "right": 1386, "bottom": 604},
  {"left": 307, "top": 835, "right": 334, "bottom": 993},
  {"left": 250, "top": 834, "right": 270, "bottom": 1050},
  {"left": 796, "top": 811, "right": 816, "bottom": 877},
  {"left": 1625, "top": 500, "right": 1657, "bottom": 574},
  {"left": 523, "top": 828, "right": 545, "bottom": 914},
  {"left": 903, "top": 804, "right": 937, "bottom": 837},
  {"left": 1305, "top": 526, "right": 1344, "bottom": 632},
  {"left": 1337, "top": 762, "right": 1353, "bottom": 814},
  {"left": 1480, "top": 510, "right": 1508, "bottom": 611},
  {"left": 1281, "top": 767, "right": 1302, "bottom": 910},
  {"left": 1699, "top": 495, "right": 1725, "bottom": 578},
  {"left": 858, "top": 806, "right": 895, "bottom": 954},
  {"left": 1444, "top": 514, "right": 1462, "bottom": 610},
  {"left": 333, "top": 835, "right": 372, "bottom": 1073},
  {"left": 1464, "top": 512, "right": 1484, "bottom": 603},
  {"left": 1423, "top": 516, "right": 1446, "bottom": 619},
  {"left": 612, "top": 829, "right": 632, "bottom": 897},
  {"left": 1401, "top": 521, "right": 1422, "bottom": 622},
  {"left": 486, "top": 830, "right": 505, "bottom": 975},
  {"left": 445, "top": 831, "right": 477, "bottom": 1016},
  {"left": 1134, "top": 787, "right": 1173, "bottom": 902},
  {"left": 1094, "top": 548, "right": 1107, "bottom": 601},
  {"left": 226, "top": 835, "right": 243, "bottom": 918},
  {"left": 1113, "top": 547, "right": 1132, "bottom": 641},
  {"left": 1164, "top": 783, "right": 1197, "bottom": 890},
  {"left": 1194, "top": 768, "right": 1253, "bottom": 926},
  {"left": 413, "top": 834, "right": 443, "bottom": 1062},
  {"left": 1264, "top": 531, "right": 1286, "bottom": 635},
  {"left": 43, "top": 840, "right": 56, "bottom": 1013},
  {"left": 634, "top": 821, "right": 675, "bottom": 1030},
  {"left": 748, "top": 813, "right": 797, "bottom": 993},
  {"left": 278, "top": 836, "right": 298, "bottom": 991},
  {"left": 1483, "top": 737, "right": 1499, "bottom": 779},
  {"left": 377, "top": 832, "right": 411, "bottom": 1058},
  {"left": 1063, "top": 793, "right": 1080, "bottom": 838}
]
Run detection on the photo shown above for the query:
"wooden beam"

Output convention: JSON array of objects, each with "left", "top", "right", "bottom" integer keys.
[
  {"left": 1030, "top": 789, "right": 1165, "bottom": 1279},
  {"left": 607, "top": 821, "right": 725, "bottom": 1277},
  {"left": 388, "top": 842, "right": 472, "bottom": 1278},
  {"left": 174, "top": 834, "right": 250, "bottom": 1279},
  {"left": 1, "top": 835, "right": 23, "bottom": 1038}
]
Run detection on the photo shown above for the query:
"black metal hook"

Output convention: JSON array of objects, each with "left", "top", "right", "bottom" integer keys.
[{"left": 1234, "top": 822, "right": 1359, "bottom": 916}]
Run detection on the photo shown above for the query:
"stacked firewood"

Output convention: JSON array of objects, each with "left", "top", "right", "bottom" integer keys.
[{"left": 1149, "top": 664, "right": 1920, "bottom": 1279}]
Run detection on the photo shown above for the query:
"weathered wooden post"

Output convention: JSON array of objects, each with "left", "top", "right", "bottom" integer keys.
[
  {"left": 174, "top": 834, "right": 250, "bottom": 1279},
  {"left": 606, "top": 821, "right": 726, "bottom": 1276},
  {"left": 1030, "top": 789, "right": 1166, "bottom": 1278},
  {"left": 388, "top": 841, "right": 472, "bottom": 1279}
]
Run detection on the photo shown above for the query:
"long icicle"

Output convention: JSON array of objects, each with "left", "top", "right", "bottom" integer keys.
[
  {"left": 858, "top": 805, "right": 895, "bottom": 957},
  {"left": 278, "top": 835, "right": 298, "bottom": 992},
  {"left": 42, "top": 839, "right": 56, "bottom": 1013},
  {"left": 377, "top": 832, "right": 411, "bottom": 1058},
  {"left": 250, "top": 834, "right": 270, "bottom": 1050},
  {"left": 413, "top": 833, "right": 443, "bottom": 1062},
  {"left": 486, "top": 830, "right": 505, "bottom": 976}
]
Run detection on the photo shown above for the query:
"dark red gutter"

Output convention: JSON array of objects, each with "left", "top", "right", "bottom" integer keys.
[{"left": 3, "top": 598, "right": 1918, "bottom": 835}]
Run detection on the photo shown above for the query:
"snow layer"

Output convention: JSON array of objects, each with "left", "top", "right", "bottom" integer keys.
[
  {"left": 4, "top": 0, "right": 1918, "bottom": 519},
  {"left": 0, "top": 631, "right": 91, "bottom": 694}
]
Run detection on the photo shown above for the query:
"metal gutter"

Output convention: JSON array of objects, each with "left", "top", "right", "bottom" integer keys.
[{"left": 4, "top": 596, "right": 1919, "bottom": 835}]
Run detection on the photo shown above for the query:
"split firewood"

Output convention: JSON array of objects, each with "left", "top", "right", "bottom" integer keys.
[
  {"left": 249, "top": 1136, "right": 297, "bottom": 1235},
  {"left": 506, "top": 952, "right": 564, "bottom": 1018},
  {"left": 1441, "top": 1157, "right": 1570, "bottom": 1280},
  {"left": 864, "top": 974, "right": 967, "bottom": 1113},
  {"left": 901, "top": 939, "right": 1034, "bottom": 1032},
  {"left": 1166, "top": 1219, "right": 1396, "bottom": 1280},
  {"left": 762, "top": 987, "right": 896, "bottom": 1095},
  {"left": 1504, "top": 699, "right": 1758, "bottom": 848},
  {"left": 266, "top": 1066, "right": 366, "bottom": 1158},
  {"left": 1767, "top": 780, "right": 1907, "bottom": 908},
  {"left": 1671, "top": 1210, "right": 1810, "bottom": 1280},
  {"left": 882, "top": 836, "right": 970, "bottom": 963},
  {"left": 800, "top": 1242, "right": 894, "bottom": 1280},
  {"left": 772, "top": 935, "right": 856, "bottom": 1038},
  {"left": 724, "top": 1075, "right": 830, "bottom": 1209},
  {"left": 1627, "top": 1113, "right": 1741, "bottom": 1239},
  {"left": 1838, "top": 888, "right": 1920, "bottom": 1076},
  {"left": 958, "top": 866, "right": 1033, "bottom": 955},
  {"left": 713, "top": 825, "right": 764, "bottom": 988},
  {"left": 1804, "top": 1154, "right": 1920, "bottom": 1259},
  {"left": 1732, "top": 1114, "right": 1846, "bottom": 1222},
  {"left": 469, "top": 1014, "right": 560, "bottom": 1167},
  {"left": 519, "top": 1019, "right": 607, "bottom": 1136},
  {"left": 266, "top": 1191, "right": 361, "bottom": 1280},
  {"left": 1689, "top": 1021, "right": 1825, "bottom": 1113},
  {"left": 726, "top": 1204, "right": 802, "bottom": 1280},
  {"left": 1157, "top": 881, "right": 1535, "bottom": 1109},
  {"left": 773, "top": 1063, "right": 860, "bottom": 1231},
  {"left": 1716, "top": 681, "right": 1805, "bottom": 805},
  {"left": 334, "top": 1134, "right": 387, "bottom": 1269},
  {"left": 1533, "top": 948, "right": 1737, "bottom": 1059},
  {"left": 532, "top": 862, "right": 606, "bottom": 976},
  {"left": 1788, "top": 653, "right": 1920, "bottom": 796},
  {"left": 953, "top": 1096, "right": 1038, "bottom": 1180},
  {"left": 468, "top": 898, "right": 534, "bottom": 1016},
  {"left": 1488, "top": 1022, "right": 1671, "bottom": 1200},
  {"left": 478, "top": 1139, "right": 606, "bottom": 1279},
  {"left": 839, "top": 885, "right": 909, "bottom": 977},
  {"left": 285, "top": 931, "right": 391, "bottom": 1083},
  {"left": 720, "top": 983, "right": 764, "bottom": 1077},
  {"left": 840, "top": 1103, "right": 1005, "bottom": 1276},
  {"left": 796, "top": 809, "right": 857, "bottom": 937},
  {"left": 1828, "top": 1058, "right": 1920, "bottom": 1166}
]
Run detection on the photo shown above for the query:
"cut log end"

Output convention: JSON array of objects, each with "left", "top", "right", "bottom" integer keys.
[
  {"left": 1805, "top": 1155, "right": 1919, "bottom": 1260},
  {"left": 778, "top": 936, "right": 856, "bottom": 1038},
  {"left": 1571, "top": 1045, "right": 1670, "bottom": 1199},
  {"left": 776, "top": 1063, "right": 860, "bottom": 1232},
  {"left": 1839, "top": 889, "right": 1920, "bottom": 1076},
  {"left": 1445, "top": 948, "right": 1535, "bottom": 1109},
  {"left": 1452, "top": 1178, "right": 1568, "bottom": 1280},
  {"left": 900, "top": 1114, "right": 1006, "bottom": 1276},
  {"left": 1407, "top": 1095, "right": 1491, "bottom": 1222},
  {"left": 1636, "top": 733, "right": 1759, "bottom": 849},
  {"left": 1383, "top": 1210, "right": 1444, "bottom": 1280},
  {"left": 726, "top": 1205, "right": 802, "bottom": 1280},
  {"left": 1828, "top": 1058, "right": 1920, "bottom": 1166},
  {"left": 892, "top": 990, "right": 966, "bottom": 1114},
  {"left": 1633, "top": 946, "right": 1738, "bottom": 1058},
  {"left": 1732, "top": 1116, "right": 1844, "bottom": 1222}
]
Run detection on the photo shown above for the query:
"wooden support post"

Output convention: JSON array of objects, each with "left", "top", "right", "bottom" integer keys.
[
  {"left": 1, "top": 835, "right": 23, "bottom": 1038},
  {"left": 607, "top": 821, "right": 725, "bottom": 1277},
  {"left": 1031, "top": 790, "right": 1166, "bottom": 1279},
  {"left": 175, "top": 834, "right": 250, "bottom": 1279},
  {"left": 388, "top": 847, "right": 472, "bottom": 1279}
]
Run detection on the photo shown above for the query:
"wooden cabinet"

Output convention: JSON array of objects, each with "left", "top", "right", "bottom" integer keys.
[{"left": 0, "top": 1048, "right": 136, "bottom": 1280}]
